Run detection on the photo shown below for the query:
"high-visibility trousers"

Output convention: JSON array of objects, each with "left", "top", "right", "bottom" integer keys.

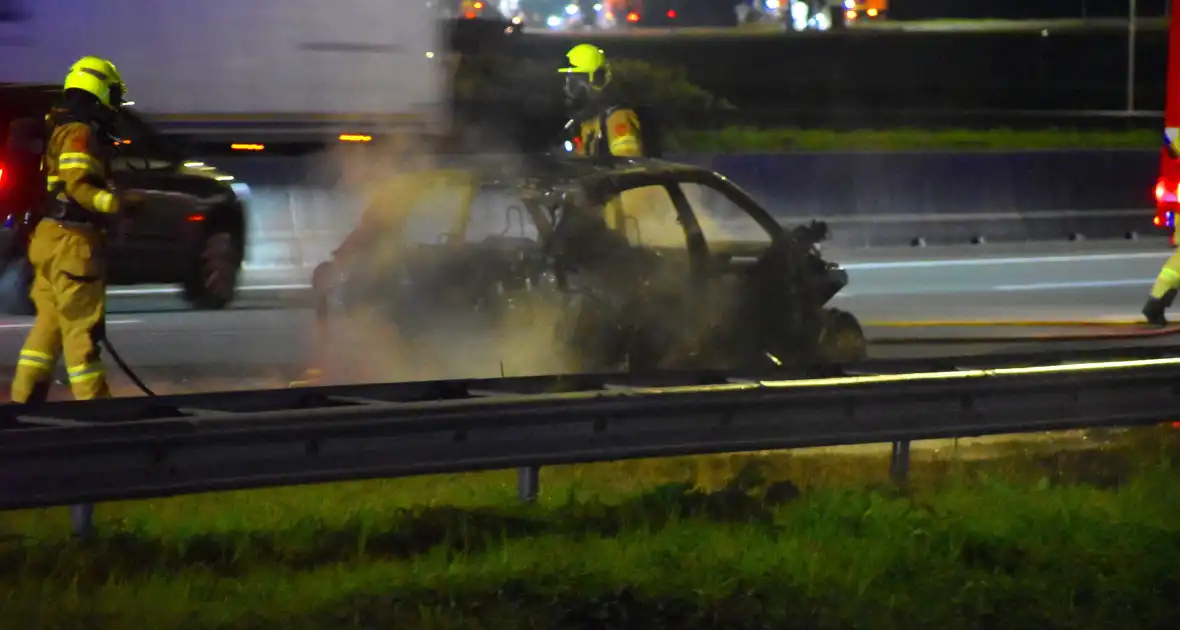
[
  {"left": 1150, "top": 247, "right": 1180, "bottom": 300},
  {"left": 11, "top": 220, "right": 110, "bottom": 402}
]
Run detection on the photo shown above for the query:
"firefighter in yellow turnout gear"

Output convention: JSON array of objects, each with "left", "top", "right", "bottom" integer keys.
[
  {"left": 559, "top": 44, "right": 649, "bottom": 233},
  {"left": 11, "top": 56, "right": 135, "bottom": 404},
  {"left": 559, "top": 44, "right": 644, "bottom": 160}
]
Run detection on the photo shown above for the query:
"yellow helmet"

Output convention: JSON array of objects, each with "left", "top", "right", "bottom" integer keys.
[
  {"left": 558, "top": 43, "right": 611, "bottom": 90},
  {"left": 63, "top": 56, "right": 127, "bottom": 109}
]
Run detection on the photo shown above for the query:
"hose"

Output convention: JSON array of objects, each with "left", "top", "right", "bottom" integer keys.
[{"left": 101, "top": 338, "right": 156, "bottom": 397}]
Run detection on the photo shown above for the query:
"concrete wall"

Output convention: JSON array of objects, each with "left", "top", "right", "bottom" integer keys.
[{"left": 218, "top": 149, "right": 1161, "bottom": 272}]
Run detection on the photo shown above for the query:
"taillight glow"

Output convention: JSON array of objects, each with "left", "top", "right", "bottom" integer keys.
[
  {"left": 626, "top": 11, "right": 639, "bottom": 22},
  {"left": 666, "top": 9, "right": 676, "bottom": 18},
  {"left": 0, "top": 165, "right": 4, "bottom": 187}
]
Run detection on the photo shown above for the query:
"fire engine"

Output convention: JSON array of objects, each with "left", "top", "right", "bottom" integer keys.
[{"left": 1155, "top": 0, "right": 1180, "bottom": 244}]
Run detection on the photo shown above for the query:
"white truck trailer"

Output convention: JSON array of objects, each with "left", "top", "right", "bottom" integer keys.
[{"left": 0, "top": 0, "right": 450, "bottom": 129}]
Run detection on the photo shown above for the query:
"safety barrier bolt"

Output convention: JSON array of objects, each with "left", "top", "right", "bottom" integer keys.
[
  {"left": 518, "top": 466, "right": 540, "bottom": 502},
  {"left": 70, "top": 503, "right": 95, "bottom": 539},
  {"left": 889, "top": 440, "right": 911, "bottom": 486}
]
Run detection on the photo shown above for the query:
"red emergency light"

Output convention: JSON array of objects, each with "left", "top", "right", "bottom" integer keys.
[
  {"left": 666, "top": 9, "right": 676, "bottom": 18},
  {"left": 626, "top": 11, "right": 639, "bottom": 22}
]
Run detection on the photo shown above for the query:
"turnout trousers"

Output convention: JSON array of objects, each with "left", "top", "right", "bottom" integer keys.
[{"left": 11, "top": 219, "right": 111, "bottom": 402}]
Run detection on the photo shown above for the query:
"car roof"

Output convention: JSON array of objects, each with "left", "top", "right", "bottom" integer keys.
[
  {"left": 520, "top": 153, "right": 709, "bottom": 181},
  {"left": 514, "top": 154, "right": 726, "bottom": 195}
]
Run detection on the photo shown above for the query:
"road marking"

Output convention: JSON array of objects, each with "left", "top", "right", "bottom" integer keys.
[
  {"left": 842, "top": 252, "right": 1165, "bottom": 270},
  {"left": 108, "top": 284, "right": 311, "bottom": 296},
  {"left": 0, "top": 318, "right": 142, "bottom": 330},
  {"left": 833, "top": 278, "right": 1151, "bottom": 298},
  {"left": 993, "top": 279, "right": 1153, "bottom": 291}
]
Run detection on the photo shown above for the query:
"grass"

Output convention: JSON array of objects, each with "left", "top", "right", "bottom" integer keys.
[
  {"left": 2, "top": 428, "right": 1179, "bottom": 629},
  {"left": 665, "top": 126, "right": 1160, "bottom": 153}
]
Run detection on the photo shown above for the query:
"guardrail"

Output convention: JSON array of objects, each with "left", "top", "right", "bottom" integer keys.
[{"left": 4, "top": 346, "right": 1180, "bottom": 537}]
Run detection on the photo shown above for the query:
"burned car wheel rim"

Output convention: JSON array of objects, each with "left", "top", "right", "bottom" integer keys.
[{"left": 201, "top": 232, "right": 239, "bottom": 299}]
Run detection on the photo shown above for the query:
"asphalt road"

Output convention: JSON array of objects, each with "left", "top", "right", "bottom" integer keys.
[{"left": 0, "top": 239, "right": 1177, "bottom": 398}]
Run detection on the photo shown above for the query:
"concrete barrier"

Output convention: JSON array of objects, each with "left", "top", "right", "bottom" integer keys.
[{"left": 217, "top": 149, "right": 1161, "bottom": 272}]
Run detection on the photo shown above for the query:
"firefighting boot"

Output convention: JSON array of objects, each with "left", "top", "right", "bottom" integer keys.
[{"left": 1142, "top": 288, "right": 1177, "bottom": 327}]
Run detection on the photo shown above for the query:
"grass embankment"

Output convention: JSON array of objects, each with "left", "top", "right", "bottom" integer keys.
[
  {"left": 2, "top": 429, "right": 1179, "bottom": 629},
  {"left": 666, "top": 127, "right": 1159, "bottom": 153}
]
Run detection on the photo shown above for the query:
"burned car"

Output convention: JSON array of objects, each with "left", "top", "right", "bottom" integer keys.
[{"left": 312, "top": 154, "right": 865, "bottom": 379}]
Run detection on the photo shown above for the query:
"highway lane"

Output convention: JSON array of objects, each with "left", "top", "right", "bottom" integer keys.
[{"left": 0, "top": 239, "right": 1177, "bottom": 398}]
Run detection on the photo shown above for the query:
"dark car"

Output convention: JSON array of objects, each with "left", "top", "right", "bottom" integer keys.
[
  {"left": 0, "top": 84, "right": 249, "bottom": 314},
  {"left": 312, "top": 153, "right": 865, "bottom": 378}
]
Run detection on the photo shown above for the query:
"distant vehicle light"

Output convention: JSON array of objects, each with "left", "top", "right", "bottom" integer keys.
[
  {"left": 846, "top": 9, "right": 856, "bottom": 19},
  {"left": 473, "top": 1, "right": 483, "bottom": 8},
  {"left": 547, "top": 15, "right": 562, "bottom": 27},
  {"left": 187, "top": 214, "right": 205, "bottom": 222},
  {"left": 339, "top": 134, "right": 372, "bottom": 142},
  {"left": 766, "top": 0, "right": 780, "bottom": 9},
  {"left": 626, "top": 11, "right": 639, "bottom": 22},
  {"left": 844, "top": 0, "right": 854, "bottom": 7},
  {"left": 231, "top": 143, "right": 264, "bottom": 151},
  {"left": 867, "top": 8, "right": 878, "bottom": 16},
  {"left": 666, "top": 9, "right": 676, "bottom": 18},
  {"left": 593, "top": 3, "right": 603, "bottom": 10},
  {"left": 464, "top": 11, "right": 476, "bottom": 18}
]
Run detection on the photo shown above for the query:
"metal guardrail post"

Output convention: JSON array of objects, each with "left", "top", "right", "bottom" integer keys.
[
  {"left": 518, "top": 466, "right": 540, "bottom": 502},
  {"left": 890, "top": 441, "right": 912, "bottom": 486},
  {"left": 70, "top": 503, "right": 94, "bottom": 538}
]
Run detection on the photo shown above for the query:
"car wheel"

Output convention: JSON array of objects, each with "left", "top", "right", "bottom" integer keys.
[
  {"left": 817, "top": 308, "right": 867, "bottom": 364},
  {"left": 0, "top": 257, "right": 35, "bottom": 316},
  {"left": 183, "top": 229, "right": 242, "bottom": 310}
]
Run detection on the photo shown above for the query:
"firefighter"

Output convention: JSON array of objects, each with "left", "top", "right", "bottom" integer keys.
[
  {"left": 1142, "top": 250, "right": 1180, "bottom": 326},
  {"left": 10, "top": 56, "right": 139, "bottom": 404},
  {"left": 559, "top": 43, "right": 645, "bottom": 159},
  {"left": 559, "top": 44, "right": 652, "bottom": 234}
]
